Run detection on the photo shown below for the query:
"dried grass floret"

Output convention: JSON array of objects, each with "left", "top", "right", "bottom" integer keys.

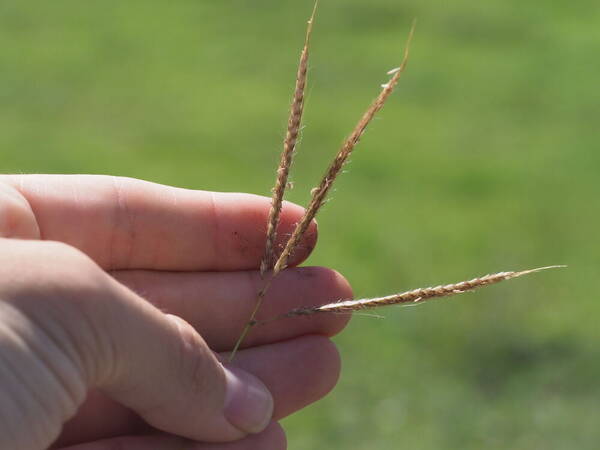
[
  {"left": 281, "top": 266, "right": 565, "bottom": 318},
  {"left": 228, "top": 10, "right": 561, "bottom": 364},
  {"left": 261, "top": 0, "right": 318, "bottom": 275},
  {"left": 229, "top": 3, "right": 319, "bottom": 361},
  {"left": 273, "top": 20, "right": 416, "bottom": 274}
]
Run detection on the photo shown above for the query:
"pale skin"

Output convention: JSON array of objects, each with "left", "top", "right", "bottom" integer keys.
[{"left": 0, "top": 175, "right": 352, "bottom": 450}]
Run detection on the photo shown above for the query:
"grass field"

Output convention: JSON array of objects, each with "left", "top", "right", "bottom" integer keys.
[{"left": 1, "top": 1, "right": 599, "bottom": 448}]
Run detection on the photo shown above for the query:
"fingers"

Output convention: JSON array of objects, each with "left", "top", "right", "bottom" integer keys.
[
  {"left": 55, "top": 335, "right": 341, "bottom": 447},
  {"left": 225, "top": 335, "right": 342, "bottom": 420},
  {"left": 0, "top": 239, "right": 274, "bottom": 447},
  {"left": 0, "top": 174, "right": 317, "bottom": 271},
  {"left": 54, "top": 391, "right": 147, "bottom": 448},
  {"left": 57, "top": 422, "right": 286, "bottom": 450},
  {"left": 92, "top": 289, "right": 274, "bottom": 442},
  {"left": 112, "top": 266, "right": 353, "bottom": 352}
]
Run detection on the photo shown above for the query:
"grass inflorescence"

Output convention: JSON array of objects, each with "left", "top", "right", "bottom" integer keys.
[
  {"left": 280, "top": 266, "right": 565, "bottom": 318},
  {"left": 228, "top": 6, "right": 561, "bottom": 362}
]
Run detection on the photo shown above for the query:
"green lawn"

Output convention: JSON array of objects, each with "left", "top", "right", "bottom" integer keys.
[{"left": 1, "top": 1, "right": 599, "bottom": 448}]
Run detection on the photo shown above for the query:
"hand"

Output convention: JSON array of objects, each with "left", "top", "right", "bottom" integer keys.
[{"left": 0, "top": 175, "right": 352, "bottom": 450}]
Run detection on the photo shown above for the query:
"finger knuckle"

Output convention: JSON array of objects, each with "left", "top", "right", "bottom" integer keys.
[{"left": 0, "top": 182, "right": 39, "bottom": 239}]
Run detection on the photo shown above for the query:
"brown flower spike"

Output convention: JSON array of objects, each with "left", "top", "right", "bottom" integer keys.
[
  {"left": 281, "top": 266, "right": 565, "bottom": 318},
  {"left": 273, "top": 20, "right": 416, "bottom": 274},
  {"left": 260, "top": 0, "right": 318, "bottom": 276},
  {"left": 228, "top": 9, "right": 561, "bottom": 362},
  {"left": 229, "top": 3, "right": 319, "bottom": 361}
]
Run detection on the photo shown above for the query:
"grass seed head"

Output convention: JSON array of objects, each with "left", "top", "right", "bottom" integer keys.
[
  {"left": 273, "top": 20, "right": 416, "bottom": 274},
  {"left": 282, "top": 266, "right": 566, "bottom": 317},
  {"left": 260, "top": 1, "right": 318, "bottom": 276}
]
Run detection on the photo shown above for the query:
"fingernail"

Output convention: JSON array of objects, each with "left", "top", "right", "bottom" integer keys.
[{"left": 223, "top": 366, "right": 273, "bottom": 434}]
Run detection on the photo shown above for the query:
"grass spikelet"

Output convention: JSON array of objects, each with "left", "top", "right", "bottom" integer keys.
[
  {"left": 230, "top": 13, "right": 560, "bottom": 365},
  {"left": 273, "top": 20, "right": 416, "bottom": 274},
  {"left": 282, "top": 266, "right": 565, "bottom": 317},
  {"left": 229, "top": 3, "right": 318, "bottom": 362},
  {"left": 260, "top": 1, "right": 318, "bottom": 276}
]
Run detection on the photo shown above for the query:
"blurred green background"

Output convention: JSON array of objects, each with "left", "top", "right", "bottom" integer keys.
[{"left": 1, "top": 1, "right": 598, "bottom": 448}]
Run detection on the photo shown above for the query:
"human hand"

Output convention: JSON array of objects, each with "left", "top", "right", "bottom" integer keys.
[{"left": 0, "top": 175, "right": 352, "bottom": 450}]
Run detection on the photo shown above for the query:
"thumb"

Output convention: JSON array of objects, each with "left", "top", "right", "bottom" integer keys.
[
  {"left": 1, "top": 240, "right": 273, "bottom": 446},
  {"left": 91, "top": 280, "right": 274, "bottom": 443}
]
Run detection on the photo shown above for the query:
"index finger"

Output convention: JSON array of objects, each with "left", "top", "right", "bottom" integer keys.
[{"left": 1, "top": 174, "right": 317, "bottom": 271}]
